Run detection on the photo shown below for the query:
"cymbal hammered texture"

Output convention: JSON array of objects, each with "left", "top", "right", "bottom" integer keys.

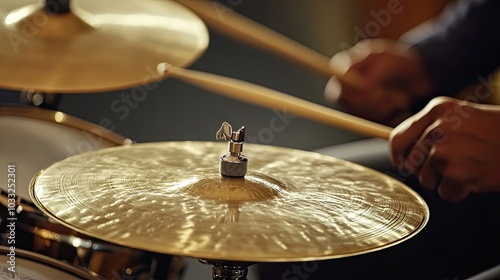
[{"left": 30, "top": 142, "right": 428, "bottom": 262}]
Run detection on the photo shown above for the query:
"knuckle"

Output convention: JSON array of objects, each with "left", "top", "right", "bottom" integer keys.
[
  {"left": 438, "top": 182, "right": 469, "bottom": 203},
  {"left": 427, "top": 97, "right": 456, "bottom": 116},
  {"left": 418, "top": 172, "right": 436, "bottom": 191},
  {"left": 427, "top": 124, "right": 448, "bottom": 144},
  {"left": 429, "top": 143, "right": 448, "bottom": 161}
]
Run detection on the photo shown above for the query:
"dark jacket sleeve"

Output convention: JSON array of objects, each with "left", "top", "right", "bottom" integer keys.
[{"left": 402, "top": 0, "right": 500, "bottom": 96}]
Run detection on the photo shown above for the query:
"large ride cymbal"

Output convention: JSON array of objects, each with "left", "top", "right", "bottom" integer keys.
[
  {"left": 0, "top": 0, "right": 208, "bottom": 93},
  {"left": 30, "top": 142, "right": 428, "bottom": 262}
]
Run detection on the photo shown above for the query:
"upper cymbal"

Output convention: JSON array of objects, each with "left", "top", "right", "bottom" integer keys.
[
  {"left": 30, "top": 141, "right": 428, "bottom": 262},
  {"left": 0, "top": 0, "right": 208, "bottom": 93}
]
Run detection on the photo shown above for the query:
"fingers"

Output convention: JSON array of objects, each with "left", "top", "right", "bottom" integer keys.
[
  {"left": 325, "top": 77, "right": 403, "bottom": 123},
  {"left": 416, "top": 143, "right": 443, "bottom": 192},
  {"left": 324, "top": 77, "right": 341, "bottom": 104},
  {"left": 390, "top": 97, "right": 453, "bottom": 166},
  {"left": 437, "top": 174, "right": 474, "bottom": 203},
  {"left": 325, "top": 39, "right": 421, "bottom": 124},
  {"left": 389, "top": 97, "right": 488, "bottom": 202},
  {"left": 403, "top": 123, "right": 442, "bottom": 182},
  {"left": 393, "top": 121, "right": 473, "bottom": 202},
  {"left": 329, "top": 40, "right": 374, "bottom": 78}
]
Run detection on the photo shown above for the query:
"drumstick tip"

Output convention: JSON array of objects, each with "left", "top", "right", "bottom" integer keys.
[{"left": 157, "top": 62, "right": 174, "bottom": 76}]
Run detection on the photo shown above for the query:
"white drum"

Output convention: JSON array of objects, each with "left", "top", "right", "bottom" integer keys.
[
  {"left": 0, "top": 105, "right": 131, "bottom": 202},
  {"left": 0, "top": 246, "right": 101, "bottom": 280},
  {"left": 0, "top": 105, "right": 182, "bottom": 280}
]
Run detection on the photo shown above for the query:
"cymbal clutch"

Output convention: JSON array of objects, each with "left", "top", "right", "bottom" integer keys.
[{"left": 216, "top": 122, "right": 248, "bottom": 177}]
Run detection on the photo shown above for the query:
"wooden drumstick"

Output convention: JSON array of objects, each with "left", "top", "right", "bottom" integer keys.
[
  {"left": 158, "top": 63, "right": 391, "bottom": 140},
  {"left": 174, "top": 0, "right": 363, "bottom": 88}
]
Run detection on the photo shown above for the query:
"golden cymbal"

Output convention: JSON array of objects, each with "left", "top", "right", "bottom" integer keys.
[
  {"left": 30, "top": 141, "right": 429, "bottom": 262},
  {"left": 0, "top": 0, "right": 208, "bottom": 93}
]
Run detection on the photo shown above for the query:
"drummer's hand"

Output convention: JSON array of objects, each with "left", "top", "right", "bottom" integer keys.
[
  {"left": 389, "top": 97, "right": 500, "bottom": 202},
  {"left": 324, "top": 39, "right": 434, "bottom": 124}
]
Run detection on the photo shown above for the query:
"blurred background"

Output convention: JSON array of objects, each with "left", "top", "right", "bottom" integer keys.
[
  {"left": 4, "top": 0, "right": 499, "bottom": 279},
  {"left": 0, "top": 0, "right": 455, "bottom": 151}
]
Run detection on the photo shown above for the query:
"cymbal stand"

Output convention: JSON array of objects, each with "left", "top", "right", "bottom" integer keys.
[
  {"left": 198, "top": 259, "right": 254, "bottom": 280},
  {"left": 20, "top": 90, "right": 61, "bottom": 110},
  {"left": 197, "top": 122, "right": 253, "bottom": 279},
  {"left": 44, "top": 0, "right": 71, "bottom": 14}
]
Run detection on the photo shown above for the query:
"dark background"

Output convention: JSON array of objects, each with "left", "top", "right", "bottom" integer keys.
[
  {"left": 57, "top": 1, "right": 364, "bottom": 151},
  {"left": 8, "top": 1, "right": 494, "bottom": 280},
  {"left": 1, "top": 0, "right": 455, "bottom": 150}
]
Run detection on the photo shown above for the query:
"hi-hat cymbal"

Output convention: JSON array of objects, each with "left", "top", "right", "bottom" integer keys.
[
  {"left": 30, "top": 142, "right": 428, "bottom": 262},
  {"left": 0, "top": 0, "right": 208, "bottom": 93}
]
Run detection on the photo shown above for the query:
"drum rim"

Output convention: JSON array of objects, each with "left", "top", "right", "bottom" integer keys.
[
  {"left": 0, "top": 245, "right": 104, "bottom": 279},
  {"left": 0, "top": 104, "right": 131, "bottom": 145},
  {"left": 0, "top": 195, "right": 151, "bottom": 254}
]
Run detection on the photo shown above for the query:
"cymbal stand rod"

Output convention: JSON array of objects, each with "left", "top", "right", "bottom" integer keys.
[
  {"left": 44, "top": 0, "right": 71, "bottom": 14},
  {"left": 199, "top": 259, "right": 253, "bottom": 280}
]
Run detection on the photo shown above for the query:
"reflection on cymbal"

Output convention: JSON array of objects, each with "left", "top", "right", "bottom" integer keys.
[
  {"left": 30, "top": 142, "right": 428, "bottom": 262},
  {"left": 0, "top": 0, "right": 208, "bottom": 93}
]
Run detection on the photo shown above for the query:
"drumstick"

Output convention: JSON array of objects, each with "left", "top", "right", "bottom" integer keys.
[
  {"left": 174, "top": 0, "right": 363, "bottom": 88},
  {"left": 158, "top": 63, "right": 391, "bottom": 140}
]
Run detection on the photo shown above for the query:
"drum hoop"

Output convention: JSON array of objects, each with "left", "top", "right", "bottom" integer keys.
[
  {"left": 0, "top": 104, "right": 131, "bottom": 145},
  {"left": 0, "top": 245, "right": 104, "bottom": 279},
  {"left": 1, "top": 189, "right": 148, "bottom": 256},
  {"left": 0, "top": 189, "right": 42, "bottom": 215}
]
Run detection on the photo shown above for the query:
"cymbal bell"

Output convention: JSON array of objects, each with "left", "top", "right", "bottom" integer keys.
[
  {"left": 30, "top": 141, "right": 429, "bottom": 262},
  {"left": 0, "top": 0, "right": 208, "bottom": 93}
]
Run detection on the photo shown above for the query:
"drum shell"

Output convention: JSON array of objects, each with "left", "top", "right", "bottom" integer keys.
[
  {"left": 0, "top": 199, "right": 183, "bottom": 279},
  {"left": 0, "top": 245, "right": 102, "bottom": 280},
  {"left": 0, "top": 105, "right": 182, "bottom": 279}
]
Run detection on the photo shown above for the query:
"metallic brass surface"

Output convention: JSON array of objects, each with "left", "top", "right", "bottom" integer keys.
[
  {"left": 0, "top": 104, "right": 131, "bottom": 145},
  {"left": 30, "top": 142, "right": 429, "bottom": 262},
  {"left": 0, "top": 0, "right": 208, "bottom": 93}
]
